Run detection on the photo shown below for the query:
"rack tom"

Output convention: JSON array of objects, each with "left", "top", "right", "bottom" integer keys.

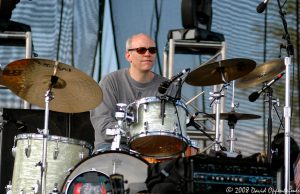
[{"left": 127, "top": 96, "right": 188, "bottom": 158}]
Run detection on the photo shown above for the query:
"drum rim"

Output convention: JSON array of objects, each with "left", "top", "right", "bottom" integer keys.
[
  {"left": 127, "top": 96, "right": 188, "bottom": 110},
  {"left": 189, "top": 139, "right": 200, "bottom": 148},
  {"left": 129, "top": 133, "right": 188, "bottom": 157},
  {"left": 61, "top": 150, "right": 149, "bottom": 192},
  {"left": 129, "top": 131, "right": 189, "bottom": 144},
  {"left": 14, "top": 133, "right": 92, "bottom": 147}
]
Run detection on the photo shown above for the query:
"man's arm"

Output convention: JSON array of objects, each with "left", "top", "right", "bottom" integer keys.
[{"left": 90, "top": 76, "right": 118, "bottom": 144}]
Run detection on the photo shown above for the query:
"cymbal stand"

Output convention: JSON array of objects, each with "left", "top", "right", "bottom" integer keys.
[
  {"left": 230, "top": 81, "right": 239, "bottom": 111},
  {"left": 40, "top": 75, "right": 57, "bottom": 194},
  {"left": 209, "top": 83, "right": 228, "bottom": 152},
  {"left": 226, "top": 80, "right": 240, "bottom": 157},
  {"left": 275, "top": 0, "right": 294, "bottom": 191},
  {"left": 107, "top": 104, "right": 128, "bottom": 194},
  {"left": 110, "top": 103, "right": 127, "bottom": 150},
  {"left": 226, "top": 116, "right": 240, "bottom": 158}
]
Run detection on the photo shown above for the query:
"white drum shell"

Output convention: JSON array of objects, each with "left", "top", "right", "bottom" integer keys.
[
  {"left": 11, "top": 133, "right": 91, "bottom": 194},
  {"left": 127, "top": 97, "right": 188, "bottom": 157}
]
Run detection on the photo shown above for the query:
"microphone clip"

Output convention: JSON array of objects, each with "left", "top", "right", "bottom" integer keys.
[
  {"left": 174, "top": 78, "right": 182, "bottom": 100},
  {"left": 158, "top": 68, "right": 190, "bottom": 95}
]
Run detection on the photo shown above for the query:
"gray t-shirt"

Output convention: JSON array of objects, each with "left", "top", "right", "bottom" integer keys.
[{"left": 90, "top": 68, "right": 176, "bottom": 148}]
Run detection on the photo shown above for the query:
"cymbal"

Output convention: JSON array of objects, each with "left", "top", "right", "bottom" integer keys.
[
  {"left": 185, "top": 58, "right": 256, "bottom": 86},
  {"left": 204, "top": 111, "right": 261, "bottom": 121},
  {"left": 236, "top": 58, "right": 285, "bottom": 88},
  {"left": 2, "top": 58, "right": 103, "bottom": 113}
]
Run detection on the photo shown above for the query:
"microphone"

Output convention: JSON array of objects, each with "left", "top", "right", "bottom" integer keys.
[
  {"left": 174, "top": 78, "right": 182, "bottom": 99},
  {"left": 158, "top": 80, "right": 169, "bottom": 94},
  {"left": 158, "top": 68, "right": 190, "bottom": 94},
  {"left": 249, "top": 72, "right": 285, "bottom": 102},
  {"left": 256, "top": 0, "right": 271, "bottom": 13}
]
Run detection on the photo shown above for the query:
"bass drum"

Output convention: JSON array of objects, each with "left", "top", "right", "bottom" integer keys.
[{"left": 62, "top": 151, "right": 149, "bottom": 194}]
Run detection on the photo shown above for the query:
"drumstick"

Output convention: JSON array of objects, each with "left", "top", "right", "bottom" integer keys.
[{"left": 185, "top": 91, "right": 205, "bottom": 105}]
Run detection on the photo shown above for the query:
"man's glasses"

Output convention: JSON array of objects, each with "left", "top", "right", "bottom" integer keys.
[{"left": 127, "top": 47, "right": 157, "bottom": 54}]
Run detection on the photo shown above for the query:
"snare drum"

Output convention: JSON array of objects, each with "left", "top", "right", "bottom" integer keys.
[
  {"left": 62, "top": 151, "right": 149, "bottom": 194},
  {"left": 11, "top": 133, "right": 91, "bottom": 194},
  {"left": 127, "top": 97, "right": 188, "bottom": 158}
]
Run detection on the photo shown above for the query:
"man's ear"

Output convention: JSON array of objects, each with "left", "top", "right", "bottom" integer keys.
[{"left": 125, "top": 51, "right": 131, "bottom": 62}]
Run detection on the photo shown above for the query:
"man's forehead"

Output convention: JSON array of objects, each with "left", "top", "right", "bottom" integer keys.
[{"left": 131, "top": 37, "right": 155, "bottom": 46}]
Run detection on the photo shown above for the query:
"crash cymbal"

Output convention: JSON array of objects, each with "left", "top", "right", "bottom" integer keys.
[
  {"left": 204, "top": 111, "right": 261, "bottom": 121},
  {"left": 185, "top": 58, "right": 256, "bottom": 86},
  {"left": 2, "top": 58, "right": 103, "bottom": 113},
  {"left": 236, "top": 58, "right": 285, "bottom": 88}
]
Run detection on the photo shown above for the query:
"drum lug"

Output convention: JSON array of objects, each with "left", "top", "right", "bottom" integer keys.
[
  {"left": 25, "top": 136, "right": 32, "bottom": 158},
  {"left": 32, "top": 180, "right": 41, "bottom": 194},
  {"left": 144, "top": 121, "right": 148, "bottom": 131},
  {"left": 53, "top": 140, "right": 59, "bottom": 160},
  {"left": 11, "top": 136, "right": 18, "bottom": 157},
  {"left": 49, "top": 183, "right": 59, "bottom": 194},
  {"left": 79, "top": 151, "right": 84, "bottom": 160},
  {"left": 143, "top": 103, "right": 148, "bottom": 112},
  {"left": 53, "top": 147, "right": 59, "bottom": 160},
  {"left": 11, "top": 147, "right": 16, "bottom": 158},
  {"left": 25, "top": 145, "right": 31, "bottom": 158},
  {"left": 173, "top": 123, "right": 179, "bottom": 133},
  {"left": 65, "top": 167, "right": 74, "bottom": 174},
  {"left": 19, "top": 189, "right": 25, "bottom": 194},
  {"left": 5, "top": 181, "right": 12, "bottom": 194}
]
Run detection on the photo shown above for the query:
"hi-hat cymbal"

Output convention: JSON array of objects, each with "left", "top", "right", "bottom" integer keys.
[
  {"left": 236, "top": 58, "right": 285, "bottom": 88},
  {"left": 2, "top": 58, "right": 103, "bottom": 113},
  {"left": 185, "top": 58, "right": 256, "bottom": 86},
  {"left": 204, "top": 111, "right": 261, "bottom": 121}
]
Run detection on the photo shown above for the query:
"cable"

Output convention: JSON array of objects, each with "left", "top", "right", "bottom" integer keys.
[
  {"left": 174, "top": 102, "right": 187, "bottom": 153},
  {"left": 173, "top": 69, "right": 190, "bottom": 99},
  {"left": 94, "top": 0, "right": 105, "bottom": 81},
  {"left": 109, "top": 0, "right": 120, "bottom": 69},
  {"left": 153, "top": 0, "right": 163, "bottom": 75},
  {"left": 56, "top": 0, "right": 64, "bottom": 62},
  {"left": 297, "top": 0, "right": 300, "bottom": 128},
  {"left": 262, "top": 6, "right": 268, "bottom": 154}
]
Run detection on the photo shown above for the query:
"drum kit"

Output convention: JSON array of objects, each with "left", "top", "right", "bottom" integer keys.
[{"left": 0, "top": 57, "right": 285, "bottom": 194}]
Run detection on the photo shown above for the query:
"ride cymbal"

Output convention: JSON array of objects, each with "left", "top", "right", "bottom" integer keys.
[
  {"left": 204, "top": 111, "right": 261, "bottom": 121},
  {"left": 2, "top": 58, "right": 103, "bottom": 113},
  {"left": 185, "top": 58, "right": 256, "bottom": 86},
  {"left": 236, "top": 58, "right": 285, "bottom": 88}
]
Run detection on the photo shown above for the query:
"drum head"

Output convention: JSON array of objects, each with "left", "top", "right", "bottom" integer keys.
[
  {"left": 130, "top": 135, "right": 187, "bottom": 157},
  {"left": 63, "top": 151, "right": 149, "bottom": 194},
  {"left": 65, "top": 171, "right": 110, "bottom": 194}
]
